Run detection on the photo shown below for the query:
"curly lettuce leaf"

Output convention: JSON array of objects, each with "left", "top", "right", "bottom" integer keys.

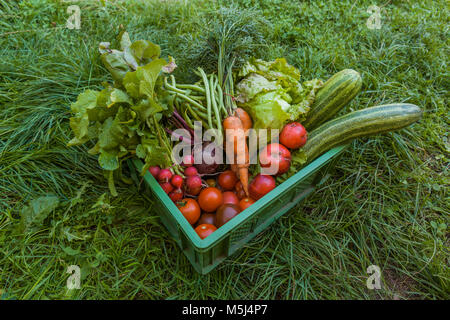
[{"left": 236, "top": 58, "right": 323, "bottom": 130}]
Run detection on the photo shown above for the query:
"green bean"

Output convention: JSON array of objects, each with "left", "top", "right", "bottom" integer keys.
[
  {"left": 176, "top": 84, "right": 206, "bottom": 93},
  {"left": 175, "top": 91, "right": 207, "bottom": 110},
  {"left": 209, "top": 74, "right": 223, "bottom": 138},
  {"left": 198, "top": 68, "right": 213, "bottom": 129}
]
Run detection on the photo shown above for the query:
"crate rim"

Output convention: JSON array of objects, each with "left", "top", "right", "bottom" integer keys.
[{"left": 131, "top": 145, "right": 347, "bottom": 250}]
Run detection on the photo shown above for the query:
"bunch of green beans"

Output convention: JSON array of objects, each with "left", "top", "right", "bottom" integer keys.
[{"left": 163, "top": 68, "right": 229, "bottom": 135}]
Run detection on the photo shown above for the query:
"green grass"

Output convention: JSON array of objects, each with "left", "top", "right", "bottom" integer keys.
[{"left": 0, "top": 0, "right": 448, "bottom": 299}]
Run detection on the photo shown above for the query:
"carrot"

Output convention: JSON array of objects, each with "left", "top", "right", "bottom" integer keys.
[
  {"left": 234, "top": 108, "right": 252, "bottom": 134},
  {"left": 223, "top": 115, "right": 249, "bottom": 196}
]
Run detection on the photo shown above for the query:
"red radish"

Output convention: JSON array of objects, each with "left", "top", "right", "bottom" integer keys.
[
  {"left": 249, "top": 174, "right": 276, "bottom": 200},
  {"left": 171, "top": 175, "right": 183, "bottom": 188},
  {"left": 181, "top": 154, "right": 194, "bottom": 167},
  {"left": 259, "top": 143, "right": 291, "bottom": 175},
  {"left": 187, "top": 186, "right": 202, "bottom": 196},
  {"left": 158, "top": 168, "right": 173, "bottom": 182},
  {"left": 185, "top": 175, "right": 202, "bottom": 195},
  {"left": 160, "top": 182, "right": 174, "bottom": 194},
  {"left": 169, "top": 188, "right": 183, "bottom": 202},
  {"left": 280, "top": 122, "right": 308, "bottom": 149},
  {"left": 186, "top": 175, "right": 202, "bottom": 189},
  {"left": 149, "top": 166, "right": 161, "bottom": 179},
  {"left": 184, "top": 166, "right": 198, "bottom": 177}
]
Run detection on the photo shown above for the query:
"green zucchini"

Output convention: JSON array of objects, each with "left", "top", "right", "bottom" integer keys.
[
  {"left": 303, "top": 103, "right": 422, "bottom": 161},
  {"left": 304, "top": 69, "right": 362, "bottom": 130}
]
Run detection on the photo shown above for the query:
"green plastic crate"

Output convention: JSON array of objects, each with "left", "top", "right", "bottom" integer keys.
[{"left": 128, "top": 145, "right": 347, "bottom": 274}]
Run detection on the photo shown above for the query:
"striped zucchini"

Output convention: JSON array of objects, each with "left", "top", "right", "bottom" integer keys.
[
  {"left": 304, "top": 69, "right": 362, "bottom": 130},
  {"left": 303, "top": 103, "right": 422, "bottom": 161}
]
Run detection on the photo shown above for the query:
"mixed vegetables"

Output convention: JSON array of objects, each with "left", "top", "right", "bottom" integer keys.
[{"left": 68, "top": 31, "right": 422, "bottom": 240}]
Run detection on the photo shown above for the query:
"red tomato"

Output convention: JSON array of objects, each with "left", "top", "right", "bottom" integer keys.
[
  {"left": 176, "top": 198, "right": 201, "bottom": 225},
  {"left": 195, "top": 224, "right": 217, "bottom": 239},
  {"left": 259, "top": 143, "right": 291, "bottom": 175},
  {"left": 222, "top": 191, "right": 239, "bottom": 205},
  {"left": 218, "top": 170, "right": 238, "bottom": 191},
  {"left": 280, "top": 122, "right": 307, "bottom": 149},
  {"left": 249, "top": 174, "right": 276, "bottom": 200},
  {"left": 198, "top": 187, "right": 223, "bottom": 212},
  {"left": 239, "top": 197, "right": 255, "bottom": 211},
  {"left": 215, "top": 204, "right": 241, "bottom": 227},
  {"left": 196, "top": 213, "right": 216, "bottom": 226}
]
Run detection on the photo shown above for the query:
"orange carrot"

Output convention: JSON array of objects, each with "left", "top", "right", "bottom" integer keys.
[
  {"left": 223, "top": 115, "right": 250, "bottom": 196},
  {"left": 234, "top": 108, "right": 252, "bottom": 134}
]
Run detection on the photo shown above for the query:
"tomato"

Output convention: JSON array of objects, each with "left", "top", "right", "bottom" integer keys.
[
  {"left": 215, "top": 204, "right": 241, "bottom": 228},
  {"left": 195, "top": 224, "right": 217, "bottom": 239},
  {"left": 222, "top": 191, "right": 239, "bottom": 205},
  {"left": 280, "top": 122, "right": 307, "bottom": 149},
  {"left": 198, "top": 187, "right": 223, "bottom": 212},
  {"left": 259, "top": 143, "right": 291, "bottom": 175},
  {"left": 218, "top": 170, "right": 238, "bottom": 191},
  {"left": 239, "top": 197, "right": 255, "bottom": 211},
  {"left": 249, "top": 174, "right": 276, "bottom": 200},
  {"left": 196, "top": 213, "right": 216, "bottom": 226},
  {"left": 176, "top": 198, "right": 201, "bottom": 225}
]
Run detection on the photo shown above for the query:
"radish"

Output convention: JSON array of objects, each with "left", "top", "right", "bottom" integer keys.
[
  {"left": 185, "top": 175, "right": 202, "bottom": 196},
  {"left": 171, "top": 175, "right": 184, "bottom": 188},
  {"left": 149, "top": 166, "right": 161, "bottom": 179},
  {"left": 181, "top": 154, "right": 194, "bottom": 167},
  {"left": 158, "top": 168, "right": 173, "bottom": 182},
  {"left": 160, "top": 182, "right": 174, "bottom": 194},
  {"left": 184, "top": 166, "right": 198, "bottom": 177},
  {"left": 169, "top": 188, "right": 183, "bottom": 202}
]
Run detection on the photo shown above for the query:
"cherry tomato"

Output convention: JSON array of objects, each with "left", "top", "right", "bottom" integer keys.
[
  {"left": 198, "top": 187, "right": 223, "bottom": 212},
  {"left": 195, "top": 224, "right": 217, "bottom": 239},
  {"left": 218, "top": 170, "right": 238, "bottom": 191},
  {"left": 176, "top": 198, "right": 201, "bottom": 225},
  {"left": 222, "top": 191, "right": 239, "bottom": 205},
  {"left": 249, "top": 174, "right": 276, "bottom": 200},
  {"left": 259, "top": 143, "right": 291, "bottom": 175},
  {"left": 215, "top": 204, "right": 241, "bottom": 228},
  {"left": 239, "top": 197, "right": 255, "bottom": 211},
  {"left": 280, "top": 122, "right": 307, "bottom": 149},
  {"left": 196, "top": 213, "right": 216, "bottom": 226}
]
